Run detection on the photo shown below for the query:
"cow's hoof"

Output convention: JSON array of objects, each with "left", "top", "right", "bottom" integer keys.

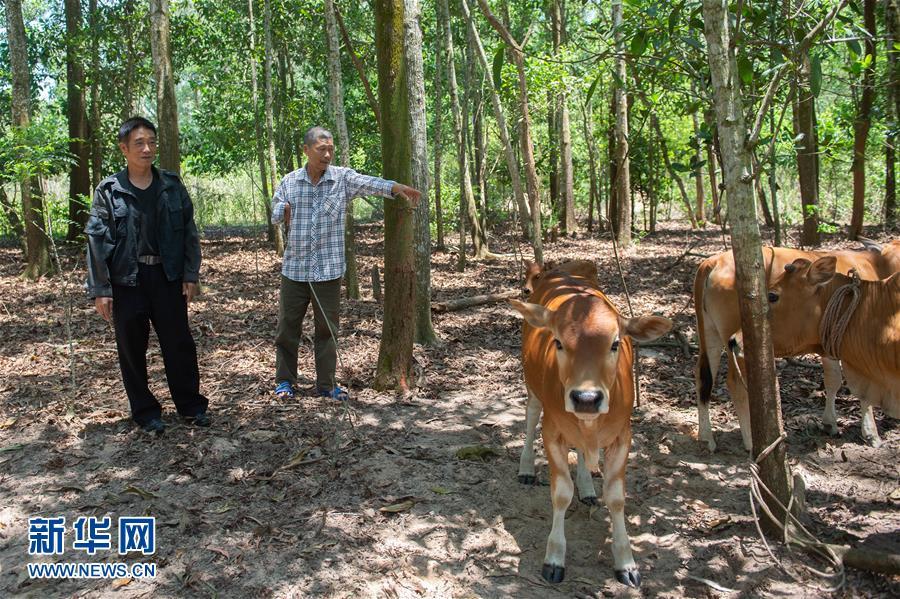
[
  {"left": 518, "top": 474, "right": 537, "bottom": 485},
  {"left": 863, "top": 435, "right": 882, "bottom": 448},
  {"left": 825, "top": 423, "right": 839, "bottom": 436},
  {"left": 579, "top": 495, "right": 599, "bottom": 506},
  {"left": 541, "top": 563, "right": 565, "bottom": 583},
  {"left": 614, "top": 567, "right": 642, "bottom": 588}
]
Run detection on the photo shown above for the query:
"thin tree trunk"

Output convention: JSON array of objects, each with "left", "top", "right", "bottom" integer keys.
[
  {"left": 325, "top": 0, "right": 360, "bottom": 299},
  {"left": 850, "top": 0, "right": 876, "bottom": 239},
  {"left": 612, "top": 0, "right": 631, "bottom": 246},
  {"left": 149, "top": 0, "right": 180, "bottom": 174},
  {"left": 794, "top": 52, "right": 820, "bottom": 245},
  {"left": 65, "top": 0, "right": 91, "bottom": 241},
  {"left": 703, "top": 0, "right": 792, "bottom": 533},
  {"left": 334, "top": 3, "right": 382, "bottom": 130},
  {"left": 374, "top": 0, "right": 417, "bottom": 391},
  {"left": 705, "top": 109, "right": 722, "bottom": 224},
  {"left": 264, "top": 0, "right": 285, "bottom": 255},
  {"left": 608, "top": 91, "right": 618, "bottom": 229},
  {"left": 403, "top": 0, "right": 436, "bottom": 345},
  {"left": 248, "top": 0, "right": 275, "bottom": 243},
  {"left": 459, "top": 0, "right": 530, "bottom": 236},
  {"left": 5, "top": 0, "right": 51, "bottom": 279},
  {"left": 556, "top": 0, "right": 575, "bottom": 234},
  {"left": 752, "top": 152, "right": 775, "bottom": 228},
  {"left": 692, "top": 109, "right": 706, "bottom": 223},
  {"left": 433, "top": 16, "right": 445, "bottom": 250},
  {"left": 477, "top": 0, "right": 542, "bottom": 263},
  {"left": 582, "top": 99, "right": 599, "bottom": 233},
  {"left": 88, "top": 0, "right": 101, "bottom": 189},
  {"left": 121, "top": 0, "right": 137, "bottom": 121},
  {"left": 464, "top": 34, "right": 490, "bottom": 257},
  {"left": 886, "top": 0, "right": 900, "bottom": 228}
]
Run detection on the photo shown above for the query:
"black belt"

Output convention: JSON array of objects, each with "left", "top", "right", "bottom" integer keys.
[{"left": 137, "top": 255, "right": 162, "bottom": 265}]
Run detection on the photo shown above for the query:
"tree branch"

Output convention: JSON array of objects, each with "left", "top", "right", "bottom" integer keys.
[
  {"left": 333, "top": 2, "right": 381, "bottom": 130},
  {"left": 797, "top": 0, "right": 851, "bottom": 56},
  {"left": 747, "top": 62, "right": 789, "bottom": 148}
]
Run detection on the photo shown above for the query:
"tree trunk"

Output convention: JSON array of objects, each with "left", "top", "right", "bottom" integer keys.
[
  {"left": 248, "top": 0, "right": 276, "bottom": 244},
  {"left": 121, "top": 0, "right": 137, "bottom": 121},
  {"left": 886, "top": 0, "right": 900, "bottom": 228},
  {"left": 849, "top": 0, "right": 876, "bottom": 239},
  {"left": 582, "top": 99, "right": 599, "bottom": 233},
  {"left": 612, "top": 0, "right": 631, "bottom": 246},
  {"left": 461, "top": 28, "right": 490, "bottom": 259},
  {"left": 88, "top": 0, "right": 101, "bottom": 189},
  {"left": 264, "top": 0, "right": 285, "bottom": 255},
  {"left": 793, "top": 54, "right": 820, "bottom": 245},
  {"left": 557, "top": 0, "right": 576, "bottom": 235},
  {"left": 433, "top": 16, "right": 445, "bottom": 250},
  {"left": 608, "top": 91, "right": 618, "bottom": 229},
  {"left": 149, "top": 0, "right": 180, "bottom": 174},
  {"left": 5, "top": 0, "right": 51, "bottom": 279},
  {"left": 65, "top": 0, "right": 91, "bottom": 241},
  {"left": 477, "top": 0, "right": 542, "bottom": 263},
  {"left": 374, "top": 0, "right": 417, "bottom": 391},
  {"left": 703, "top": 0, "right": 792, "bottom": 534},
  {"left": 403, "top": 0, "right": 437, "bottom": 345},
  {"left": 334, "top": 3, "right": 382, "bottom": 130},
  {"left": 460, "top": 0, "right": 530, "bottom": 237},
  {"left": 692, "top": 109, "right": 706, "bottom": 223},
  {"left": 438, "top": 0, "right": 471, "bottom": 270},
  {"left": 324, "top": 0, "right": 360, "bottom": 300},
  {"left": 705, "top": 109, "right": 722, "bottom": 224}
]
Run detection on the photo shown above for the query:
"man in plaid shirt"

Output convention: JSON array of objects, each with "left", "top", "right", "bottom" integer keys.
[{"left": 271, "top": 126, "right": 421, "bottom": 401}]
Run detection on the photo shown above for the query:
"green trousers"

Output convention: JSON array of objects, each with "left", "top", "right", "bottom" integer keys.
[{"left": 275, "top": 276, "right": 341, "bottom": 390}]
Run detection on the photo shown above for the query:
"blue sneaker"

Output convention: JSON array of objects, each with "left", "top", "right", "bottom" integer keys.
[
  {"left": 318, "top": 386, "right": 349, "bottom": 402},
  {"left": 275, "top": 381, "right": 295, "bottom": 400}
]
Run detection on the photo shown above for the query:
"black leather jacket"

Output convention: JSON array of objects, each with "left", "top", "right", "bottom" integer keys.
[{"left": 85, "top": 166, "right": 201, "bottom": 298}]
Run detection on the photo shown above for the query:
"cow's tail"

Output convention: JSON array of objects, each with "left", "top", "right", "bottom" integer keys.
[{"left": 694, "top": 261, "right": 715, "bottom": 408}]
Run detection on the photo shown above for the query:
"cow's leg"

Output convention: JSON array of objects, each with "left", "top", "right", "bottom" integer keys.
[
  {"left": 575, "top": 449, "right": 598, "bottom": 505},
  {"left": 697, "top": 324, "right": 724, "bottom": 451},
  {"left": 541, "top": 429, "right": 573, "bottom": 583},
  {"left": 727, "top": 353, "right": 752, "bottom": 452},
  {"left": 846, "top": 370, "right": 882, "bottom": 447},
  {"left": 518, "top": 389, "right": 543, "bottom": 484},
  {"left": 860, "top": 398, "right": 882, "bottom": 448},
  {"left": 603, "top": 433, "right": 640, "bottom": 588},
  {"left": 821, "top": 358, "right": 842, "bottom": 436}
]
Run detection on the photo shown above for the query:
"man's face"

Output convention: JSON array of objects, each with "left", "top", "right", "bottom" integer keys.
[
  {"left": 304, "top": 138, "right": 334, "bottom": 170},
  {"left": 119, "top": 127, "right": 157, "bottom": 169}
]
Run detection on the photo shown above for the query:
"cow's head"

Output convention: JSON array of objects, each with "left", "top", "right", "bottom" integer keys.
[
  {"left": 522, "top": 260, "right": 545, "bottom": 296},
  {"left": 767, "top": 256, "right": 837, "bottom": 354},
  {"left": 510, "top": 297, "right": 672, "bottom": 419},
  {"left": 875, "top": 238, "right": 900, "bottom": 277}
]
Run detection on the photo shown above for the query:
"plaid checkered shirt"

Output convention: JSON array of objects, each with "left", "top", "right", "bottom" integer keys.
[{"left": 271, "top": 165, "right": 395, "bottom": 282}]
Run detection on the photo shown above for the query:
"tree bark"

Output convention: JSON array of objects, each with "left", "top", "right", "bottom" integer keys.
[
  {"left": 264, "top": 0, "right": 285, "bottom": 255},
  {"left": 5, "top": 0, "right": 51, "bottom": 279},
  {"left": 121, "top": 0, "right": 137, "bottom": 121},
  {"left": 403, "top": 0, "right": 437, "bottom": 345},
  {"left": 88, "top": 0, "right": 101, "bottom": 189},
  {"left": 705, "top": 109, "right": 722, "bottom": 224},
  {"left": 248, "top": 0, "right": 277, "bottom": 245},
  {"left": 65, "top": 0, "right": 91, "bottom": 240},
  {"left": 849, "top": 0, "right": 876, "bottom": 239},
  {"left": 373, "top": 0, "right": 416, "bottom": 392},
  {"left": 433, "top": 15, "right": 445, "bottom": 250},
  {"left": 477, "top": 0, "right": 543, "bottom": 263},
  {"left": 692, "top": 109, "right": 706, "bottom": 223},
  {"left": 325, "top": 0, "right": 360, "bottom": 300},
  {"left": 459, "top": 0, "right": 530, "bottom": 236},
  {"left": 556, "top": 0, "right": 576, "bottom": 234},
  {"left": 581, "top": 99, "right": 599, "bottom": 233},
  {"left": 793, "top": 52, "right": 820, "bottom": 245},
  {"left": 149, "top": 0, "right": 181, "bottom": 174},
  {"left": 612, "top": 0, "right": 631, "bottom": 246},
  {"left": 703, "top": 0, "right": 792, "bottom": 534}
]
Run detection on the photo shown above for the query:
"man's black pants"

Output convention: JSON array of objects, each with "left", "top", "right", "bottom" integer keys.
[{"left": 112, "top": 263, "right": 208, "bottom": 425}]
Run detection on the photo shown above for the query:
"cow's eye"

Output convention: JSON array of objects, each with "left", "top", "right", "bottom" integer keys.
[
  {"left": 768, "top": 292, "right": 779, "bottom": 303},
  {"left": 554, "top": 339, "right": 563, "bottom": 351},
  {"left": 611, "top": 339, "right": 620, "bottom": 352}
]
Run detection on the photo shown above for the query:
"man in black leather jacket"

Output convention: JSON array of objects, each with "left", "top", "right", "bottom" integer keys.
[{"left": 85, "top": 117, "right": 209, "bottom": 435}]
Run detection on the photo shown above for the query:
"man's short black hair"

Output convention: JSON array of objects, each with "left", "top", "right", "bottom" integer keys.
[
  {"left": 118, "top": 117, "right": 157, "bottom": 143},
  {"left": 303, "top": 126, "right": 333, "bottom": 147}
]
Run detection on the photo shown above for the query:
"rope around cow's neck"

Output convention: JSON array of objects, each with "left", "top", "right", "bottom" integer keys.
[{"left": 818, "top": 269, "right": 862, "bottom": 360}]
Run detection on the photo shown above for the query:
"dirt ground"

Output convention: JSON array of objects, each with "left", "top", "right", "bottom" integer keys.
[{"left": 0, "top": 220, "right": 897, "bottom": 598}]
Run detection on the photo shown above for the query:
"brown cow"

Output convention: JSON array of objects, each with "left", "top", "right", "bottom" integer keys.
[
  {"left": 694, "top": 239, "right": 900, "bottom": 450},
  {"left": 766, "top": 257, "right": 900, "bottom": 446},
  {"left": 521, "top": 258, "right": 599, "bottom": 296},
  {"left": 511, "top": 270, "right": 671, "bottom": 587}
]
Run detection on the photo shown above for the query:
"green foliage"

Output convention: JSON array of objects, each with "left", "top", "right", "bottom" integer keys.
[{"left": 0, "top": 112, "right": 74, "bottom": 182}]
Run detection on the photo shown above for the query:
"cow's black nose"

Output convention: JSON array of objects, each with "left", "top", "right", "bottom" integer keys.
[
  {"left": 570, "top": 389, "right": 603, "bottom": 407},
  {"left": 522, "top": 287, "right": 531, "bottom": 296}
]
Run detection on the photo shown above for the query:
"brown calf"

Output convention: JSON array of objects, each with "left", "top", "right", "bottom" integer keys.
[
  {"left": 511, "top": 270, "right": 671, "bottom": 587},
  {"left": 694, "top": 240, "right": 900, "bottom": 450},
  {"left": 767, "top": 257, "right": 900, "bottom": 446}
]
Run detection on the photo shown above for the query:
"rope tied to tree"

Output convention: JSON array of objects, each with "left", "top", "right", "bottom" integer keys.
[
  {"left": 748, "top": 433, "right": 845, "bottom": 591},
  {"left": 818, "top": 268, "right": 862, "bottom": 360}
]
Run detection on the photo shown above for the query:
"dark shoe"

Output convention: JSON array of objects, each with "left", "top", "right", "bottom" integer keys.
[
  {"left": 141, "top": 418, "right": 165, "bottom": 435},
  {"left": 186, "top": 411, "right": 211, "bottom": 427},
  {"left": 318, "top": 386, "right": 349, "bottom": 402},
  {"left": 275, "top": 381, "right": 295, "bottom": 400}
]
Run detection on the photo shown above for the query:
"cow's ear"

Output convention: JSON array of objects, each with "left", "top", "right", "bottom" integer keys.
[
  {"left": 509, "top": 299, "right": 552, "bottom": 329},
  {"left": 785, "top": 258, "right": 811, "bottom": 274},
  {"left": 807, "top": 256, "right": 837, "bottom": 285},
  {"left": 621, "top": 315, "right": 673, "bottom": 342}
]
